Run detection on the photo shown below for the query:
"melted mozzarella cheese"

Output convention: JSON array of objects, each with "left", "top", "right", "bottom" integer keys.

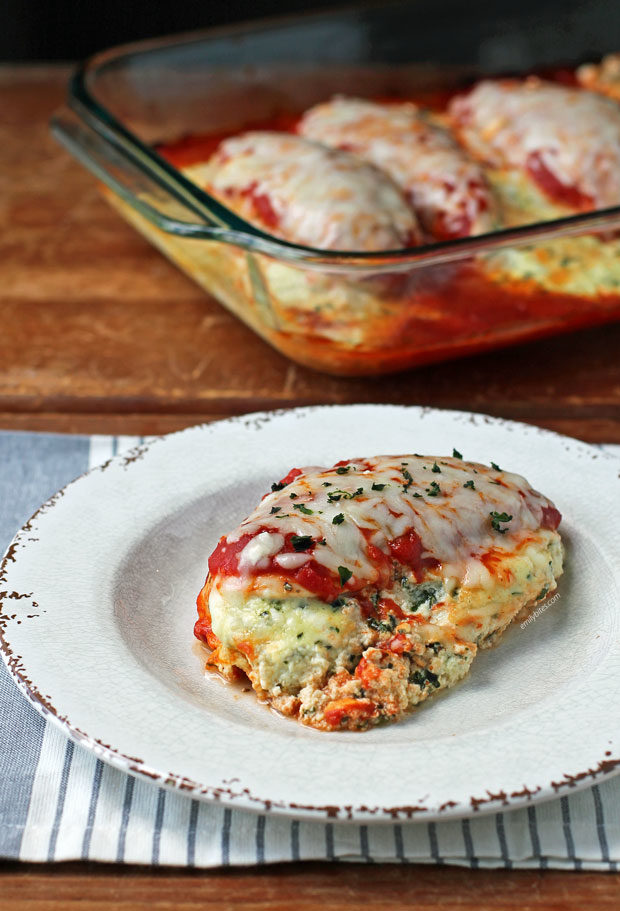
[
  {"left": 229, "top": 455, "right": 555, "bottom": 591},
  {"left": 449, "top": 78, "right": 620, "bottom": 208},
  {"left": 299, "top": 96, "right": 499, "bottom": 239},
  {"left": 198, "top": 131, "right": 421, "bottom": 251},
  {"left": 238, "top": 531, "right": 284, "bottom": 571}
]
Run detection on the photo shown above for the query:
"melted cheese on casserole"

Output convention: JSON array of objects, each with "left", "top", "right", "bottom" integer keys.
[
  {"left": 191, "top": 131, "right": 420, "bottom": 251},
  {"left": 198, "top": 455, "right": 563, "bottom": 730},
  {"left": 299, "top": 96, "right": 500, "bottom": 240},
  {"left": 578, "top": 54, "right": 620, "bottom": 102},
  {"left": 449, "top": 78, "right": 620, "bottom": 209}
]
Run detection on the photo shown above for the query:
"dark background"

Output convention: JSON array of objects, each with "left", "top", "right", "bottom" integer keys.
[
  {"left": 2, "top": 0, "right": 340, "bottom": 61},
  {"left": 2, "top": 0, "right": 619, "bottom": 62}
]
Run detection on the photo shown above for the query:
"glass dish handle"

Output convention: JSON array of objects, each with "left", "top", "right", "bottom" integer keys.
[{"left": 50, "top": 108, "right": 227, "bottom": 240}]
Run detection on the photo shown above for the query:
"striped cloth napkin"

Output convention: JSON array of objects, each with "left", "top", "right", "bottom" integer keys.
[{"left": 1, "top": 430, "right": 619, "bottom": 869}]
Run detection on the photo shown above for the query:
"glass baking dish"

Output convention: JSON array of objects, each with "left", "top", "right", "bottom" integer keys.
[{"left": 52, "top": 0, "right": 620, "bottom": 376}]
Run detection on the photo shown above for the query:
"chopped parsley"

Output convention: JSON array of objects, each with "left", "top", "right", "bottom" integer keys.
[
  {"left": 401, "top": 465, "right": 414, "bottom": 491},
  {"left": 490, "top": 511, "right": 512, "bottom": 533},
  {"left": 432, "top": 462, "right": 441, "bottom": 473},
  {"left": 293, "top": 503, "right": 314, "bottom": 515},
  {"left": 491, "top": 461, "right": 501, "bottom": 471},
  {"left": 322, "top": 482, "right": 332, "bottom": 487},
  {"left": 332, "top": 513, "right": 345, "bottom": 525},
  {"left": 336, "top": 465, "right": 350, "bottom": 474},
  {"left": 371, "top": 482, "right": 386, "bottom": 491},
  {"left": 329, "top": 487, "right": 363, "bottom": 502},
  {"left": 426, "top": 481, "right": 441, "bottom": 497},
  {"left": 289, "top": 492, "right": 298, "bottom": 499},
  {"left": 537, "top": 585, "right": 549, "bottom": 601},
  {"left": 290, "top": 535, "right": 313, "bottom": 552},
  {"left": 270, "top": 506, "right": 281, "bottom": 514},
  {"left": 463, "top": 479, "right": 476, "bottom": 490},
  {"left": 412, "top": 492, "right": 423, "bottom": 498},
  {"left": 337, "top": 566, "right": 353, "bottom": 586},
  {"left": 453, "top": 448, "right": 463, "bottom": 459},
  {"left": 271, "top": 481, "right": 285, "bottom": 492}
]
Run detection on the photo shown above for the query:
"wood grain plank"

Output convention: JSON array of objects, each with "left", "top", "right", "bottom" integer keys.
[{"left": 1, "top": 862, "right": 620, "bottom": 911}]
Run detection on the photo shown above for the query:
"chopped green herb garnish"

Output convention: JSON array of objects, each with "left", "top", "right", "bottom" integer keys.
[
  {"left": 270, "top": 506, "right": 281, "bottom": 514},
  {"left": 490, "top": 511, "right": 512, "bottom": 533},
  {"left": 271, "top": 481, "right": 285, "bottom": 492},
  {"left": 432, "top": 462, "right": 441, "bottom": 473},
  {"left": 401, "top": 465, "right": 414, "bottom": 491},
  {"left": 290, "top": 535, "right": 313, "bottom": 552},
  {"left": 463, "top": 479, "right": 476, "bottom": 490},
  {"left": 491, "top": 461, "right": 501, "bottom": 471},
  {"left": 371, "top": 482, "right": 386, "bottom": 491},
  {"left": 536, "top": 585, "right": 549, "bottom": 601},
  {"left": 322, "top": 482, "right": 332, "bottom": 487},
  {"left": 332, "top": 513, "right": 345, "bottom": 525},
  {"left": 289, "top": 492, "right": 298, "bottom": 499},
  {"left": 328, "top": 487, "right": 362, "bottom": 503},
  {"left": 453, "top": 448, "right": 463, "bottom": 459},
  {"left": 297, "top": 632, "right": 303, "bottom": 638},
  {"left": 426, "top": 481, "right": 441, "bottom": 497},
  {"left": 412, "top": 492, "right": 423, "bottom": 498},
  {"left": 336, "top": 465, "right": 350, "bottom": 474},
  {"left": 293, "top": 503, "right": 314, "bottom": 515},
  {"left": 337, "top": 566, "right": 353, "bottom": 586}
]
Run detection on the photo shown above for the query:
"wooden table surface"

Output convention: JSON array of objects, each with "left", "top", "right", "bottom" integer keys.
[{"left": 1, "top": 65, "right": 619, "bottom": 910}]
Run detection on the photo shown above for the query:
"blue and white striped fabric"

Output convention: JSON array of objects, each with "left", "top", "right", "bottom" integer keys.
[{"left": 1, "top": 430, "right": 620, "bottom": 869}]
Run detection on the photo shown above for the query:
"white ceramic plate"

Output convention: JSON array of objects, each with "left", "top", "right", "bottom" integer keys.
[{"left": 1, "top": 405, "right": 619, "bottom": 823}]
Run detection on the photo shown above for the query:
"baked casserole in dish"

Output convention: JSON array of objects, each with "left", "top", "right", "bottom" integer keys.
[{"left": 53, "top": 1, "right": 620, "bottom": 375}]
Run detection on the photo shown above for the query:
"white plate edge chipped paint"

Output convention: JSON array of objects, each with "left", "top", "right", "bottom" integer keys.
[{"left": 0, "top": 404, "right": 619, "bottom": 823}]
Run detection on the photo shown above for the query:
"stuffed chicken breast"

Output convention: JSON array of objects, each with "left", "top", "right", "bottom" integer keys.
[
  {"left": 298, "top": 96, "right": 500, "bottom": 240},
  {"left": 195, "top": 454, "right": 563, "bottom": 731},
  {"left": 189, "top": 131, "right": 421, "bottom": 251},
  {"left": 449, "top": 78, "right": 620, "bottom": 210}
]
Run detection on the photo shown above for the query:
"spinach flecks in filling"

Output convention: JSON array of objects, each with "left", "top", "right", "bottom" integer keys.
[
  {"left": 410, "top": 668, "right": 440, "bottom": 689},
  {"left": 400, "top": 578, "right": 443, "bottom": 611}
]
